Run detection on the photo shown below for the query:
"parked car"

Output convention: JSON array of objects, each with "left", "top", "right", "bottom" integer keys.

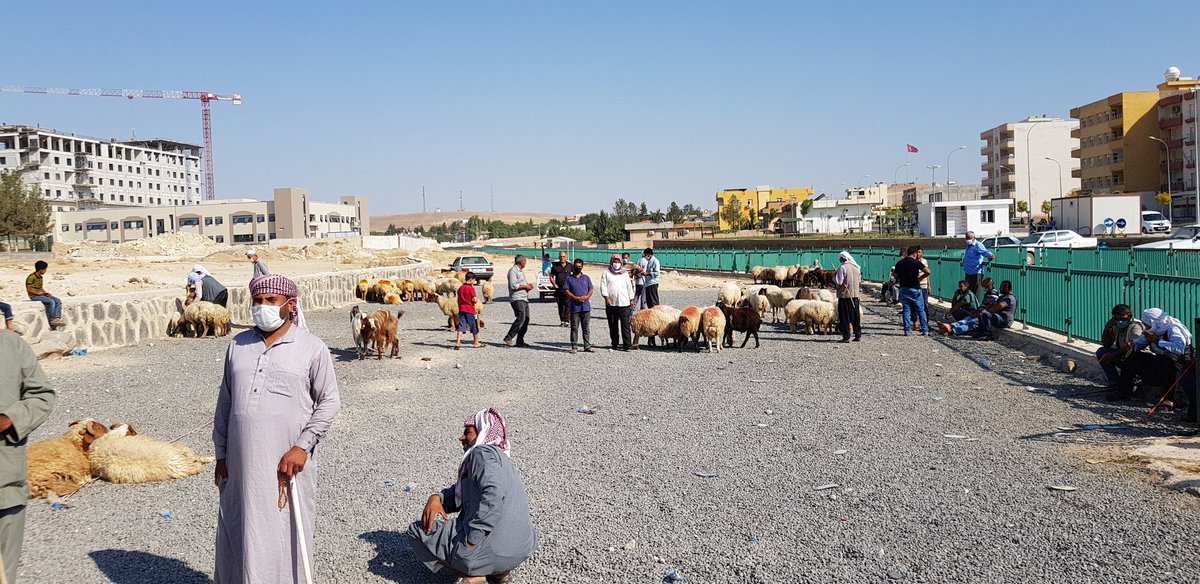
[
  {"left": 450, "top": 255, "right": 495, "bottom": 280},
  {"left": 1133, "top": 224, "right": 1200, "bottom": 250},
  {"left": 536, "top": 274, "right": 555, "bottom": 301},
  {"left": 981, "top": 235, "right": 1022, "bottom": 248},
  {"left": 1018, "top": 230, "right": 1099, "bottom": 249},
  {"left": 1141, "top": 210, "right": 1172, "bottom": 233}
]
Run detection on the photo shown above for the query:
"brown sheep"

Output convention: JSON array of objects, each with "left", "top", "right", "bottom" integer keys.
[
  {"left": 482, "top": 279, "right": 494, "bottom": 304},
  {"left": 360, "top": 309, "right": 402, "bottom": 359},
  {"left": 719, "top": 304, "right": 761, "bottom": 348},
  {"left": 26, "top": 419, "right": 109, "bottom": 498}
]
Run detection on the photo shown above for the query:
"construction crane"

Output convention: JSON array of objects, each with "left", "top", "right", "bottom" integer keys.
[{"left": 0, "top": 86, "right": 242, "bottom": 200}]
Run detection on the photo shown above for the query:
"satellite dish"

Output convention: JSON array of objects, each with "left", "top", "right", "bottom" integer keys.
[{"left": 1165, "top": 67, "right": 1181, "bottom": 81}]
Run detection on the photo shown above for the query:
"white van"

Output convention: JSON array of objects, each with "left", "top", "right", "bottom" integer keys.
[{"left": 1141, "top": 210, "right": 1172, "bottom": 233}]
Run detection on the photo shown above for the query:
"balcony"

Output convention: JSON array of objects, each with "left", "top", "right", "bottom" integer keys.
[
  {"left": 1168, "top": 138, "right": 1185, "bottom": 149},
  {"left": 1072, "top": 168, "right": 1082, "bottom": 179},
  {"left": 1071, "top": 147, "right": 1081, "bottom": 158},
  {"left": 74, "top": 157, "right": 92, "bottom": 171},
  {"left": 1070, "top": 127, "right": 1081, "bottom": 139},
  {"left": 1161, "top": 116, "right": 1183, "bottom": 129},
  {"left": 1161, "top": 160, "right": 1185, "bottom": 172},
  {"left": 1160, "top": 94, "right": 1183, "bottom": 107}
]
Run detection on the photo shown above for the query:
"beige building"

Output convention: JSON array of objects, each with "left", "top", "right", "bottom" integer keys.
[
  {"left": 980, "top": 117, "right": 1079, "bottom": 217},
  {"left": 54, "top": 187, "right": 369, "bottom": 244},
  {"left": 1154, "top": 67, "right": 1200, "bottom": 220},
  {"left": 1071, "top": 92, "right": 1159, "bottom": 196},
  {"left": 624, "top": 220, "right": 715, "bottom": 247}
]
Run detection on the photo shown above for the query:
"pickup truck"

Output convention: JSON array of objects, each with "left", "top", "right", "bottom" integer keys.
[{"left": 536, "top": 274, "right": 555, "bottom": 301}]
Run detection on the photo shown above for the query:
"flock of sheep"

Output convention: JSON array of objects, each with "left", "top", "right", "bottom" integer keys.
[
  {"left": 168, "top": 298, "right": 233, "bottom": 338},
  {"left": 356, "top": 271, "right": 491, "bottom": 332}
]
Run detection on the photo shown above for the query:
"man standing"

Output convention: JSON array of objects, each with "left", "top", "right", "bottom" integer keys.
[
  {"left": 962, "top": 231, "right": 993, "bottom": 297},
  {"left": 640, "top": 248, "right": 661, "bottom": 308},
  {"left": 563, "top": 258, "right": 594, "bottom": 354},
  {"left": 213, "top": 274, "right": 341, "bottom": 583},
  {"left": 503, "top": 255, "right": 533, "bottom": 348},
  {"left": 25, "top": 261, "right": 63, "bottom": 329},
  {"left": 247, "top": 249, "right": 270, "bottom": 279},
  {"left": 915, "top": 245, "right": 932, "bottom": 312},
  {"left": 549, "top": 252, "right": 572, "bottom": 327},
  {"left": 0, "top": 329, "right": 57, "bottom": 584},
  {"left": 894, "top": 245, "right": 930, "bottom": 335},
  {"left": 632, "top": 252, "right": 648, "bottom": 311},
  {"left": 188, "top": 265, "right": 229, "bottom": 308},
  {"left": 833, "top": 251, "right": 862, "bottom": 343},
  {"left": 600, "top": 254, "right": 635, "bottom": 351}
]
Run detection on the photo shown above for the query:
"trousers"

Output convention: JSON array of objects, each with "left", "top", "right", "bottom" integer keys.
[
  {"left": 570, "top": 311, "right": 591, "bottom": 349},
  {"left": 30, "top": 295, "right": 60, "bottom": 320},
  {"left": 899, "top": 288, "right": 927, "bottom": 334},
  {"left": 605, "top": 305, "right": 632, "bottom": 349},
  {"left": 837, "top": 297, "right": 861, "bottom": 340},
  {"left": 1, "top": 504, "right": 26, "bottom": 583},
  {"left": 504, "top": 300, "right": 530, "bottom": 344}
]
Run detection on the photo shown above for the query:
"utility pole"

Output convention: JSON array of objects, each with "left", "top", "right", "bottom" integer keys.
[
  {"left": 459, "top": 190, "right": 464, "bottom": 212},
  {"left": 490, "top": 183, "right": 494, "bottom": 212},
  {"left": 422, "top": 185, "right": 426, "bottom": 212}
]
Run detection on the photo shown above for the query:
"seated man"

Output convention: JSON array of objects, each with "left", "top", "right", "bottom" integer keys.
[
  {"left": 26, "top": 260, "right": 63, "bottom": 329},
  {"left": 944, "top": 280, "right": 979, "bottom": 322},
  {"left": 1096, "top": 304, "right": 1144, "bottom": 387},
  {"left": 936, "top": 280, "right": 1015, "bottom": 339},
  {"left": 1109, "top": 308, "right": 1192, "bottom": 401},
  {"left": 410, "top": 409, "right": 537, "bottom": 583},
  {"left": 0, "top": 300, "right": 15, "bottom": 332}
]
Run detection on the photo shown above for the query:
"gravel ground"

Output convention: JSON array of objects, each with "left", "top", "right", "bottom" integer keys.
[{"left": 17, "top": 285, "right": 1200, "bottom": 583}]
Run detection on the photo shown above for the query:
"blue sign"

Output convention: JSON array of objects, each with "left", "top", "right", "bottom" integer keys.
[
  {"left": 1104, "top": 217, "right": 1114, "bottom": 228},
  {"left": 1116, "top": 218, "right": 1127, "bottom": 229}
]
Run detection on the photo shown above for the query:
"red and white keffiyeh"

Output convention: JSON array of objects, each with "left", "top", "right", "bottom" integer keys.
[{"left": 454, "top": 408, "right": 510, "bottom": 506}]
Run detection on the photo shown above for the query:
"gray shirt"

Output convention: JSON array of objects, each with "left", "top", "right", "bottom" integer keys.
[
  {"left": 507, "top": 265, "right": 529, "bottom": 302},
  {"left": 0, "top": 331, "right": 57, "bottom": 508},
  {"left": 252, "top": 259, "right": 269, "bottom": 278}
]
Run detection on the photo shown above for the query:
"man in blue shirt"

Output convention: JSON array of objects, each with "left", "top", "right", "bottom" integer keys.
[
  {"left": 563, "top": 258, "right": 595, "bottom": 354},
  {"left": 640, "top": 248, "right": 661, "bottom": 308},
  {"left": 961, "top": 231, "right": 994, "bottom": 298},
  {"left": 1109, "top": 308, "right": 1192, "bottom": 401}
]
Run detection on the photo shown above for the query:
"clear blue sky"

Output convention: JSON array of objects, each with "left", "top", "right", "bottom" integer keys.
[{"left": 3, "top": 1, "right": 1195, "bottom": 216}]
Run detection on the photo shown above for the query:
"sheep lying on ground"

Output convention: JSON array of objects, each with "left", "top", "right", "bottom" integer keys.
[
  {"left": 718, "top": 282, "right": 741, "bottom": 308},
  {"left": 631, "top": 305, "right": 681, "bottom": 349},
  {"left": 89, "top": 423, "right": 214, "bottom": 484},
  {"left": 27, "top": 419, "right": 108, "bottom": 498},
  {"left": 367, "top": 280, "right": 399, "bottom": 303},
  {"left": 699, "top": 306, "right": 726, "bottom": 353},
  {"left": 173, "top": 300, "right": 231, "bottom": 338},
  {"left": 482, "top": 280, "right": 494, "bottom": 304},
  {"left": 360, "top": 309, "right": 402, "bottom": 359},
  {"left": 765, "top": 288, "right": 796, "bottom": 323},
  {"left": 719, "top": 304, "right": 761, "bottom": 348},
  {"left": 350, "top": 306, "right": 368, "bottom": 358},
  {"left": 677, "top": 306, "right": 702, "bottom": 352},
  {"left": 785, "top": 299, "right": 837, "bottom": 334},
  {"left": 383, "top": 292, "right": 403, "bottom": 305}
]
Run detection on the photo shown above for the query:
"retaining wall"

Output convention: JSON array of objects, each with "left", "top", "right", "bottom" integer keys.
[{"left": 9, "top": 260, "right": 432, "bottom": 354}]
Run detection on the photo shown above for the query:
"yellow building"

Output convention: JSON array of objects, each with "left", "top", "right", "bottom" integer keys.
[
  {"left": 1071, "top": 92, "right": 1160, "bottom": 195},
  {"left": 714, "top": 185, "right": 813, "bottom": 231}
]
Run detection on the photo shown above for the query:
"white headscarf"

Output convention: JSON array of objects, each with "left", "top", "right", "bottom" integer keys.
[
  {"left": 838, "top": 251, "right": 860, "bottom": 269},
  {"left": 1141, "top": 308, "right": 1193, "bottom": 345},
  {"left": 455, "top": 408, "right": 510, "bottom": 506},
  {"left": 191, "top": 264, "right": 212, "bottom": 278}
]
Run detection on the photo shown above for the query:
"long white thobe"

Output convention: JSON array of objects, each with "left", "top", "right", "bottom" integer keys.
[{"left": 213, "top": 324, "right": 341, "bottom": 584}]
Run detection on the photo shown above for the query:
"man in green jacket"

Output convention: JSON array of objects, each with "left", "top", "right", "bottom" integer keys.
[{"left": 0, "top": 332, "right": 57, "bottom": 583}]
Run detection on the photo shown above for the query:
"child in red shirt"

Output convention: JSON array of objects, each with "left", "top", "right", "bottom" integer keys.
[{"left": 455, "top": 272, "right": 482, "bottom": 349}]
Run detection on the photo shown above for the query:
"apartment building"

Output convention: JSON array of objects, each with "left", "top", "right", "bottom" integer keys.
[
  {"left": 980, "top": 117, "right": 1079, "bottom": 218},
  {"left": 1070, "top": 92, "right": 1159, "bottom": 196},
  {"left": 0, "top": 125, "right": 203, "bottom": 212},
  {"left": 54, "top": 188, "right": 369, "bottom": 244},
  {"left": 1154, "top": 67, "right": 1200, "bottom": 220},
  {"left": 714, "top": 185, "right": 814, "bottom": 231}
]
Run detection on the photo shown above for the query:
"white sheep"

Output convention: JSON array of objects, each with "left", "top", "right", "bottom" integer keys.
[
  {"left": 784, "top": 299, "right": 837, "bottom": 334},
  {"left": 765, "top": 288, "right": 796, "bottom": 323},
  {"left": 699, "top": 306, "right": 726, "bottom": 353},
  {"left": 631, "top": 305, "right": 681, "bottom": 349},
  {"left": 718, "top": 282, "right": 741, "bottom": 308},
  {"left": 742, "top": 292, "right": 769, "bottom": 321},
  {"left": 89, "top": 423, "right": 214, "bottom": 484}
]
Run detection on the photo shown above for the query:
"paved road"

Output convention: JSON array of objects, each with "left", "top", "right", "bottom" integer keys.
[{"left": 18, "top": 286, "right": 1200, "bottom": 583}]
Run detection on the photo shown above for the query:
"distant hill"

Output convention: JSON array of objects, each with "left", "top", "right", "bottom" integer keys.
[{"left": 370, "top": 210, "right": 571, "bottom": 233}]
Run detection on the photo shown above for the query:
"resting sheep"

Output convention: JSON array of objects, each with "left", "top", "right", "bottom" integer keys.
[
  {"left": 719, "top": 304, "right": 761, "bottom": 348},
  {"left": 26, "top": 419, "right": 108, "bottom": 498},
  {"left": 699, "top": 306, "right": 726, "bottom": 353},
  {"left": 89, "top": 423, "right": 215, "bottom": 484},
  {"left": 677, "top": 306, "right": 703, "bottom": 352}
]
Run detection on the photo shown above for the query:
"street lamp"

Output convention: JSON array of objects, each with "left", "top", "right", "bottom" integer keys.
[
  {"left": 946, "top": 145, "right": 967, "bottom": 190},
  {"left": 1150, "top": 136, "right": 1173, "bottom": 221},
  {"left": 1025, "top": 117, "right": 1052, "bottom": 221},
  {"left": 1044, "top": 156, "right": 1064, "bottom": 200},
  {"left": 858, "top": 174, "right": 870, "bottom": 187},
  {"left": 1191, "top": 88, "right": 1200, "bottom": 222},
  {"left": 894, "top": 163, "right": 909, "bottom": 185},
  {"left": 926, "top": 164, "right": 941, "bottom": 188}
]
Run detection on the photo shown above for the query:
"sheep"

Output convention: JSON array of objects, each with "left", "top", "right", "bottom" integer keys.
[
  {"left": 360, "top": 309, "right": 402, "bottom": 359},
  {"left": 175, "top": 300, "right": 230, "bottom": 338},
  {"left": 677, "top": 306, "right": 703, "bottom": 352},
  {"left": 765, "top": 288, "right": 796, "bottom": 323},
  {"left": 798, "top": 287, "right": 836, "bottom": 304},
  {"left": 699, "top": 306, "right": 726, "bottom": 353},
  {"left": 744, "top": 284, "right": 780, "bottom": 298},
  {"left": 742, "top": 291, "right": 769, "bottom": 321},
  {"left": 368, "top": 280, "right": 398, "bottom": 303},
  {"left": 631, "top": 305, "right": 681, "bottom": 349},
  {"left": 435, "top": 277, "right": 462, "bottom": 296},
  {"left": 750, "top": 266, "right": 765, "bottom": 284},
  {"left": 351, "top": 306, "right": 368, "bottom": 358},
  {"left": 719, "top": 304, "right": 761, "bottom": 348},
  {"left": 453, "top": 270, "right": 468, "bottom": 284},
  {"left": 383, "top": 292, "right": 403, "bottom": 305},
  {"left": 436, "top": 295, "right": 483, "bottom": 330},
  {"left": 785, "top": 265, "right": 801, "bottom": 287},
  {"left": 482, "top": 279, "right": 494, "bottom": 304},
  {"left": 718, "top": 282, "right": 741, "bottom": 308},
  {"left": 27, "top": 419, "right": 108, "bottom": 498},
  {"left": 771, "top": 265, "right": 789, "bottom": 286},
  {"left": 356, "top": 279, "right": 370, "bottom": 300},
  {"left": 398, "top": 279, "right": 417, "bottom": 302},
  {"left": 785, "top": 299, "right": 837, "bottom": 334},
  {"left": 89, "top": 423, "right": 215, "bottom": 484}
]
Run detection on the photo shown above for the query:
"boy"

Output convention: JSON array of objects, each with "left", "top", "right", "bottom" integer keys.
[
  {"left": 455, "top": 273, "right": 483, "bottom": 349},
  {"left": 26, "top": 261, "right": 64, "bottom": 329}
]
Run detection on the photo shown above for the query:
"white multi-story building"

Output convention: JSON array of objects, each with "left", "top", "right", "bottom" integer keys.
[
  {"left": 0, "top": 125, "right": 203, "bottom": 213},
  {"left": 980, "top": 116, "right": 1079, "bottom": 219}
]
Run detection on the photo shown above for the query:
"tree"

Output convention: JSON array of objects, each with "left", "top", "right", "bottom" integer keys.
[
  {"left": 1156, "top": 192, "right": 1173, "bottom": 222},
  {"left": 764, "top": 209, "right": 781, "bottom": 232},
  {"left": 1040, "top": 200, "right": 1052, "bottom": 218},
  {"left": 666, "top": 201, "right": 684, "bottom": 223},
  {"left": 0, "top": 171, "right": 50, "bottom": 251},
  {"left": 650, "top": 209, "right": 665, "bottom": 223},
  {"left": 745, "top": 207, "right": 759, "bottom": 230},
  {"left": 719, "top": 196, "right": 743, "bottom": 232},
  {"left": 1016, "top": 200, "right": 1029, "bottom": 217},
  {"left": 800, "top": 198, "right": 814, "bottom": 217},
  {"left": 638, "top": 202, "right": 649, "bottom": 219},
  {"left": 612, "top": 199, "right": 638, "bottom": 221}
]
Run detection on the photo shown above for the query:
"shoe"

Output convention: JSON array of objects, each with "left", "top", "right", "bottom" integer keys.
[
  {"left": 584, "top": 347, "right": 596, "bottom": 353},
  {"left": 620, "top": 345, "right": 631, "bottom": 351},
  {"left": 837, "top": 339, "right": 851, "bottom": 344},
  {"left": 569, "top": 348, "right": 577, "bottom": 354},
  {"left": 852, "top": 337, "right": 861, "bottom": 342},
  {"left": 504, "top": 338, "right": 515, "bottom": 347},
  {"left": 515, "top": 342, "right": 531, "bottom": 348}
]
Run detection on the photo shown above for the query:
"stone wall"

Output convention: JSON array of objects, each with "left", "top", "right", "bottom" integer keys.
[{"left": 9, "top": 261, "right": 431, "bottom": 356}]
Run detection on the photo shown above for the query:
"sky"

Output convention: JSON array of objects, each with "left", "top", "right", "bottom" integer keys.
[{"left": 3, "top": 1, "right": 1196, "bottom": 217}]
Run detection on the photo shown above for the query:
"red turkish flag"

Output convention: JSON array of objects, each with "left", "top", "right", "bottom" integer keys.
[{"left": 906, "top": 144, "right": 919, "bottom": 153}]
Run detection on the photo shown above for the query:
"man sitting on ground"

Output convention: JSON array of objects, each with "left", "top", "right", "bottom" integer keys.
[
  {"left": 1108, "top": 308, "right": 1192, "bottom": 402},
  {"left": 944, "top": 280, "right": 979, "bottom": 322},
  {"left": 1096, "top": 304, "right": 1144, "bottom": 387},
  {"left": 937, "top": 280, "right": 1016, "bottom": 340}
]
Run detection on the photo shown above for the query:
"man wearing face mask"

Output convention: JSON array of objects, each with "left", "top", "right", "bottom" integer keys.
[
  {"left": 1096, "top": 304, "right": 1144, "bottom": 387},
  {"left": 212, "top": 274, "right": 342, "bottom": 583},
  {"left": 961, "top": 231, "right": 993, "bottom": 298}
]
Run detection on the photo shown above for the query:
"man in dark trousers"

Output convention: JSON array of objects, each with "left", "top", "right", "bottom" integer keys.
[
  {"left": 894, "top": 245, "right": 931, "bottom": 335},
  {"left": 833, "top": 251, "right": 863, "bottom": 343},
  {"left": 549, "top": 251, "right": 572, "bottom": 327}
]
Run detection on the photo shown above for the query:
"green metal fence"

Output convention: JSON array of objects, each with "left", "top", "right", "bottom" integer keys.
[{"left": 483, "top": 245, "right": 1200, "bottom": 344}]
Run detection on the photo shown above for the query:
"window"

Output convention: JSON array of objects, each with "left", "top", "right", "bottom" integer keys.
[
  {"left": 233, "top": 234, "right": 254, "bottom": 243},
  {"left": 123, "top": 220, "right": 144, "bottom": 229},
  {"left": 0, "top": 157, "right": 5, "bottom": 164},
  {"left": 257, "top": 233, "right": 266, "bottom": 242},
  {"left": 205, "top": 217, "right": 213, "bottom": 226},
  {"left": 179, "top": 217, "right": 201, "bottom": 226},
  {"left": 43, "top": 172, "right": 49, "bottom": 180},
  {"left": 61, "top": 224, "right": 69, "bottom": 232},
  {"left": 232, "top": 215, "right": 254, "bottom": 224},
  {"left": 75, "top": 223, "right": 83, "bottom": 231},
  {"left": 110, "top": 222, "right": 119, "bottom": 229},
  {"left": 269, "top": 233, "right": 277, "bottom": 240},
  {"left": 980, "top": 210, "right": 995, "bottom": 223},
  {"left": 86, "top": 222, "right": 107, "bottom": 231},
  {"left": 54, "top": 156, "right": 60, "bottom": 165},
  {"left": 256, "top": 214, "right": 265, "bottom": 223},
  {"left": 214, "top": 235, "right": 225, "bottom": 243},
  {"left": 215, "top": 217, "right": 224, "bottom": 225}
]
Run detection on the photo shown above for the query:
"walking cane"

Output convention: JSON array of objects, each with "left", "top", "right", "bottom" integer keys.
[
  {"left": 287, "top": 477, "right": 315, "bottom": 584},
  {"left": 0, "top": 548, "right": 9, "bottom": 584}
]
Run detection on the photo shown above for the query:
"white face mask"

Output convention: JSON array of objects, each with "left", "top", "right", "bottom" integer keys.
[
  {"left": 611, "top": 262, "right": 621, "bottom": 269},
  {"left": 252, "top": 303, "right": 287, "bottom": 332}
]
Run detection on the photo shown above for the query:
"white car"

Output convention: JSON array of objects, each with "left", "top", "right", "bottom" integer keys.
[
  {"left": 1018, "top": 230, "right": 1099, "bottom": 249},
  {"left": 981, "top": 235, "right": 1022, "bottom": 248},
  {"left": 1133, "top": 224, "right": 1200, "bottom": 250},
  {"left": 1141, "top": 210, "right": 1172, "bottom": 234}
]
